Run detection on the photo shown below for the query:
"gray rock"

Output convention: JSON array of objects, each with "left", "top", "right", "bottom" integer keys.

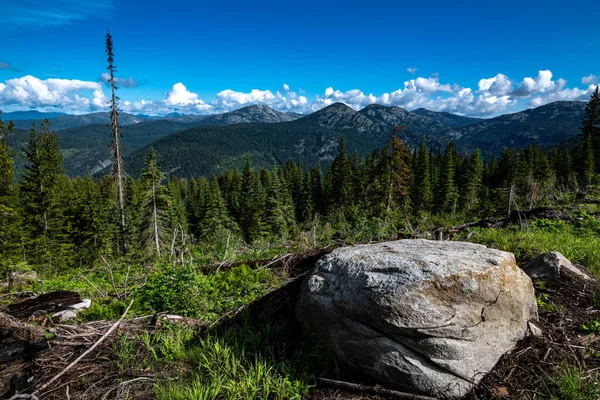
[
  {"left": 51, "top": 299, "right": 91, "bottom": 323},
  {"left": 8, "top": 271, "right": 39, "bottom": 289},
  {"left": 72, "top": 299, "right": 92, "bottom": 310},
  {"left": 52, "top": 309, "right": 79, "bottom": 323},
  {"left": 527, "top": 321, "right": 543, "bottom": 337},
  {"left": 523, "top": 252, "right": 592, "bottom": 281},
  {"left": 297, "top": 240, "right": 538, "bottom": 399}
]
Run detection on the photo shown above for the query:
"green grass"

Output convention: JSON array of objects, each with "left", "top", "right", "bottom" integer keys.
[
  {"left": 464, "top": 216, "right": 600, "bottom": 276},
  {"left": 536, "top": 293, "right": 564, "bottom": 313},
  {"left": 580, "top": 320, "right": 600, "bottom": 335},
  {"left": 548, "top": 364, "right": 600, "bottom": 400},
  {"left": 109, "top": 315, "right": 334, "bottom": 400},
  {"left": 137, "top": 263, "right": 285, "bottom": 320}
]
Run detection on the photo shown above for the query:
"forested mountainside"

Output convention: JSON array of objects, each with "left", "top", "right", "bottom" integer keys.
[
  {"left": 4, "top": 100, "right": 587, "bottom": 178},
  {"left": 5, "top": 120, "right": 197, "bottom": 175},
  {"left": 120, "top": 101, "right": 587, "bottom": 178}
]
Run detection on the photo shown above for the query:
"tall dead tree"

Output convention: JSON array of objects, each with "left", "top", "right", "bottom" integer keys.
[{"left": 106, "top": 31, "right": 127, "bottom": 255}]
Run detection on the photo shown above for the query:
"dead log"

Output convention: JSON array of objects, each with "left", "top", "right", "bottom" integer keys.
[
  {"left": 7, "top": 291, "right": 81, "bottom": 319},
  {"left": 433, "top": 206, "right": 560, "bottom": 239}
]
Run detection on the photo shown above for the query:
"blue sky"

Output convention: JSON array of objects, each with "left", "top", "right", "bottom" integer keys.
[{"left": 0, "top": 0, "right": 599, "bottom": 117}]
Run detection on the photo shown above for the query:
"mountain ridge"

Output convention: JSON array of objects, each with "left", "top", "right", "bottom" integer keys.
[{"left": 3, "top": 101, "right": 588, "bottom": 178}]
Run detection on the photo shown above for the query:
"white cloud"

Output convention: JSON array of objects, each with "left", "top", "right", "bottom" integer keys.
[
  {"left": 478, "top": 73, "right": 513, "bottom": 96},
  {"left": 166, "top": 83, "right": 201, "bottom": 106},
  {"left": 407, "top": 67, "right": 417, "bottom": 74},
  {"left": 0, "top": 75, "right": 104, "bottom": 113},
  {"left": 512, "top": 70, "right": 563, "bottom": 97},
  {"left": 407, "top": 76, "right": 453, "bottom": 93},
  {"left": 582, "top": 74, "right": 598, "bottom": 85},
  {"left": 1, "top": 70, "right": 596, "bottom": 117}
]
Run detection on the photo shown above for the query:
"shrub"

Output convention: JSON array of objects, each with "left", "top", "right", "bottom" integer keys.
[{"left": 137, "top": 263, "right": 281, "bottom": 320}]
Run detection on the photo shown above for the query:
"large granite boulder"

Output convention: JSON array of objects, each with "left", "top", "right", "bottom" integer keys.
[{"left": 297, "top": 240, "right": 537, "bottom": 399}]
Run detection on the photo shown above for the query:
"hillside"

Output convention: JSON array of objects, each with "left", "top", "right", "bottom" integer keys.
[
  {"left": 10, "top": 112, "right": 147, "bottom": 131},
  {"left": 4, "top": 120, "right": 196, "bottom": 175},
  {"left": 119, "top": 101, "right": 587, "bottom": 178},
  {"left": 450, "top": 101, "right": 586, "bottom": 154},
  {"left": 5, "top": 101, "right": 588, "bottom": 177},
  {"left": 2, "top": 110, "right": 68, "bottom": 120},
  {"left": 411, "top": 108, "right": 484, "bottom": 128},
  {"left": 121, "top": 120, "right": 345, "bottom": 177},
  {"left": 193, "top": 105, "right": 301, "bottom": 125}
]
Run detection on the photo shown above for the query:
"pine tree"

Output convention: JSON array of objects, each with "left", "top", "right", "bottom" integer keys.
[
  {"left": 123, "top": 176, "right": 144, "bottom": 256},
  {"left": 438, "top": 143, "right": 459, "bottom": 214},
  {"left": 578, "top": 86, "right": 600, "bottom": 185},
  {"left": 460, "top": 149, "right": 483, "bottom": 213},
  {"left": 411, "top": 138, "right": 432, "bottom": 212},
  {"left": 577, "top": 131, "right": 595, "bottom": 188},
  {"left": 140, "top": 147, "right": 171, "bottom": 256},
  {"left": 106, "top": 31, "right": 128, "bottom": 255},
  {"left": 0, "top": 112, "right": 19, "bottom": 272},
  {"left": 240, "top": 157, "right": 266, "bottom": 242},
  {"left": 327, "top": 136, "right": 353, "bottom": 211},
  {"left": 71, "top": 174, "right": 109, "bottom": 265},
  {"left": 19, "top": 120, "right": 69, "bottom": 271},
  {"left": 309, "top": 165, "right": 324, "bottom": 215},
  {"left": 263, "top": 172, "right": 289, "bottom": 238},
  {"left": 384, "top": 132, "right": 412, "bottom": 213},
  {"left": 200, "top": 177, "right": 234, "bottom": 237}
]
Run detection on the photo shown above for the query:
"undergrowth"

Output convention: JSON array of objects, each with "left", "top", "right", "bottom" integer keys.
[
  {"left": 110, "top": 315, "right": 336, "bottom": 400},
  {"left": 465, "top": 213, "right": 600, "bottom": 275},
  {"left": 137, "top": 263, "right": 284, "bottom": 320}
]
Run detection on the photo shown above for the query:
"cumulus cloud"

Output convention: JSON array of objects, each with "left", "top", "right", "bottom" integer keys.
[
  {"left": 0, "top": 75, "right": 105, "bottom": 113},
  {"left": 582, "top": 74, "right": 598, "bottom": 85},
  {"left": 407, "top": 67, "right": 417, "bottom": 74},
  {"left": 512, "top": 70, "right": 565, "bottom": 97},
  {"left": 1, "top": 70, "right": 597, "bottom": 117},
  {"left": 99, "top": 72, "right": 140, "bottom": 88}
]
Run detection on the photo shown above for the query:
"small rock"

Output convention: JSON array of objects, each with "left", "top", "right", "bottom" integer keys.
[
  {"left": 52, "top": 309, "right": 79, "bottom": 323},
  {"left": 72, "top": 299, "right": 92, "bottom": 310},
  {"left": 523, "top": 252, "right": 592, "bottom": 281},
  {"left": 527, "top": 321, "right": 543, "bottom": 337},
  {"left": 50, "top": 299, "right": 91, "bottom": 323}
]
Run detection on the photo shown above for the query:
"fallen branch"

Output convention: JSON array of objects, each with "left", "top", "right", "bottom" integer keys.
[
  {"left": 316, "top": 378, "right": 438, "bottom": 400},
  {"left": 79, "top": 275, "right": 107, "bottom": 298},
  {"left": 100, "top": 255, "right": 121, "bottom": 299},
  {"left": 32, "top": 299, "right": 134, "bottom": 396}
]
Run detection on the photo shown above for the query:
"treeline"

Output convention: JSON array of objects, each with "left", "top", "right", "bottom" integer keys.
[{"left": 0, "top": 88, "right": 599, "bottom": 275}]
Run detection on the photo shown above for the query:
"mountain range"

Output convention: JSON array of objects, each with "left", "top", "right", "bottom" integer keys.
[{"left": 2, "top": 101, "right": 587, "bottom": 178}]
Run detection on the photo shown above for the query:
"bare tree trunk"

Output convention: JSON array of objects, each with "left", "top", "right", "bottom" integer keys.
[{"left": 106, "top": 32, "right": 127, "bottom": 256}]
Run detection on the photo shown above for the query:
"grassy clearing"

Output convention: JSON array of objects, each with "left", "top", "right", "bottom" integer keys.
[
  {"left": 463, "top": 213, "right": 600, "bottom": 275},
  {"left": 109, "top": 315, "right": 335, "bottom": 400}
]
